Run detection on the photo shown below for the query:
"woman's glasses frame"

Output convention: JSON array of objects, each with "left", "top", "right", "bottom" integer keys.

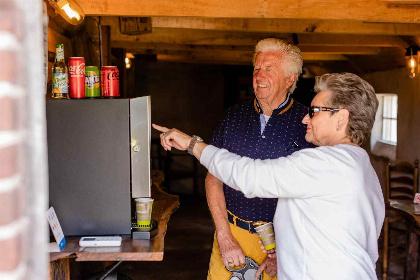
[{"left": 309, "top": 106, "right": 341, "bottom": 118}]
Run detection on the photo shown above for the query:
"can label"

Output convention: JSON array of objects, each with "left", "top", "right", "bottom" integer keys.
[
  {"left": 101, "top": 66, "right": 120, "bottom": 97},
  {"left": 52, "top": 73, "right": 68, "bottom": 94},
  {"left": 69, "top": 57, "right": 85, "bottom": 98},
  {"left": 85, "top": 67, "right": 100, "bottom": 98}
]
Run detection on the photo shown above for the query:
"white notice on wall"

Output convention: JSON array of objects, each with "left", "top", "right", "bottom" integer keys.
[{"left": 46, "top": 207, "right": 66, "bottom": 251}]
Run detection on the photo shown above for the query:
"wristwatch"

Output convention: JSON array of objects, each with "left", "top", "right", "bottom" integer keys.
[{"left": 188, "top": 135, "right": 203, "bottom": 155}]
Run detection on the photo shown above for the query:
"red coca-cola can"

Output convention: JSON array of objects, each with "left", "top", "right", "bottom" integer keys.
[
  {"left": 69, "top": 57, "right": 85, "bottom": 99},
  {"left": 101, "top": 66, "right": 120, "bottom": 98}
]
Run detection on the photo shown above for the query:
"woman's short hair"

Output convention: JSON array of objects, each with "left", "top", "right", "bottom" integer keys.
[
  {"left": 314, "top": 73, "right": 379, "bottom": 145},
  {"left": 253, "top": 38, "right": 303, "bottom": 93}
]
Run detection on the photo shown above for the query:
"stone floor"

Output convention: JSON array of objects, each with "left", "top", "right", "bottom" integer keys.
[{"left": 73, "top": 194, "right": 418, "bottom": 280}]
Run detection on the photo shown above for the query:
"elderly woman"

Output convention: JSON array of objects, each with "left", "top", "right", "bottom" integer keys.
[{"left": 153, "top": 73, "right": 385, "bottom": 280}]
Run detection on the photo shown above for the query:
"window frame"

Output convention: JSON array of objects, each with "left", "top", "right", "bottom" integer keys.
[{"left": 380, "top": 94, "right": 398, "bottom": 145}]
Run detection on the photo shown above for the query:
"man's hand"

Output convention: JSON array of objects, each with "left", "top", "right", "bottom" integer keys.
[
  {"left": 217, "top": 233, "right": 246, "bottom": 268},
  {"left": 255, "top": 257, "right": 277, "bottom": 279}
]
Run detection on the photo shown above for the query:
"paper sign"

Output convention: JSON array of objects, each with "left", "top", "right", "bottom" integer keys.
[{"left": 46, "top": 207, "right": 66, "bottom": 251}]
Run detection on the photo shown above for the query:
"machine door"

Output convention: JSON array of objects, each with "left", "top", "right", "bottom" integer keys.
[{"left": 130, "top": 96, "right": 151, "bottom": 198}]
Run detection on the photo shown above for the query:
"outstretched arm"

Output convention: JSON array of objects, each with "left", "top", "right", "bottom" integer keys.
[{"left": 153, "top": 124, "right": 335, "bottom": 199}]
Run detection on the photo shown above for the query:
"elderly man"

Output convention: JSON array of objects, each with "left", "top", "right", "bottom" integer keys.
[{"left": 205, "top": 38, "right": 314, "bottom": 279}]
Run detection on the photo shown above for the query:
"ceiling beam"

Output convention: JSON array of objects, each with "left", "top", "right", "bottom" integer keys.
[
  {"left": 116, "top": 42, "right": 381, "bottom": 55},
  {"left": 132, "top": 49, "right": 348, "bottom": 63},
  {"left": 80, "top": 0, "right": 420, "bottom": 23},
  {"left": 150, "top": 17, "right": 420, "bottom": 36},
  {"left": 100, "top": 16, "right": 420, "bottom": 36},
  {"left": 110, "top": 28, "right": 408, "bottom": 48}
]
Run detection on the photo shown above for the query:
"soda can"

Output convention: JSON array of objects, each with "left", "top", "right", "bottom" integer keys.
[
  {"left": 85, "top": 66, "right": 101, "bottom": 98},
  {"left": 69, "top": 57, "right": 85, "bottom": 99},
  {"left": 101, "top": 66, "right": 120, "bottom": 98}
]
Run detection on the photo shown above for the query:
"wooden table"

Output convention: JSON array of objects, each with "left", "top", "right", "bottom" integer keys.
[
  {"left": 49, "top": 170, "right": 179, "bottom": 279},
  {"left": 388, "top": 199, "right": 420, "bottom": 280}
]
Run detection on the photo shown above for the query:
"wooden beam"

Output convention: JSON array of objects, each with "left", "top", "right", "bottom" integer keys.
[
  {"left": 149, "top": 17, "right": 420, "bottom": 36},
  {"left": 298, "top": 34, "right": 408, "bottom": 47},
  {"left": 111, "top": 27, "right": 292, "bottom": 46},
  {"left": 386, "top": 0, "right": 420, "bottom": 8},
  {"left": 156, "top": 54, "right": 248, "bottom": 65},
  {"left": 100, "top": 16, "right": 420, "bottom": 36},
  {"left": 110, "top": 28, "right": 408, "bottom": 48},
  {"left": 80, "top": 0, "right": 420, "bottom": 23},
  {"left": 115, "top": 41, "right": 381, "bottom": 55},
  {"left": 132, "top": 49, "right": 348, "bottom": 63}
]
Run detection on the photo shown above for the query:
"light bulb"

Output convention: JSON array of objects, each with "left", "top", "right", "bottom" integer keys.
[
  {"left": 49, "top": 0, "right": 84, "bottom": 25},
  {"left": 406, "top": 48, "right": 418, "bottom": 79},
  {"left": 410, "top": 57, "right": 416, "bottom": 68},
  {"left": 125, "top": 57, "right": 132, "bottom": 69},
  {"left": 61, "top": 4, "right": 81, "bottom": 20}
]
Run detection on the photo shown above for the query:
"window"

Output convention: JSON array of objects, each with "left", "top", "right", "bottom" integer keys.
[
  {"left": 370, "top": 94, "right": 398, "bottom": 160},
  {"left": 381, "top": 95, "right": 398, "bottom": 144}
]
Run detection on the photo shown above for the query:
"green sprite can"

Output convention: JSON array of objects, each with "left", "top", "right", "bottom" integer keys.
[{"left": 85, "top": 66, "right": 101, "bottom": 98}]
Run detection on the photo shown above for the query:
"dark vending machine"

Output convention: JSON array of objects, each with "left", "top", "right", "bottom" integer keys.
[{"left": 46, "top": 96, "right": 151, "bottom": 236}]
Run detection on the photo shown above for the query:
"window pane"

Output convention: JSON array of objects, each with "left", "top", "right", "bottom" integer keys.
[
  {"left": 383, "top": 96, "right": 392, "bottom": 118},
  {"left": 382, "top": 119, "right": 391, "bottom": 141},
  {"left": 383, "top": 95, "right": 398, "bottom": 119},
  {"left": 382, "top": 118, "right": 397, "bottom": 143},
  {"left": 391, "top": 95, "right": 398, "bottom": 119}
]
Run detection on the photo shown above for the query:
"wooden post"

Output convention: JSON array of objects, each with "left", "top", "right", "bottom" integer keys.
[
  {"left": 405, "top": 223, "right": 419, "bottom": 280},
  {"left": 382, "top": 218, "right": 389, "bottom": 280},
  {"left": 101, "top": 25, "right": 111, "bottom": 67},
  {"left": 49, "top": 259, "right": 71, "bottom": 280}
]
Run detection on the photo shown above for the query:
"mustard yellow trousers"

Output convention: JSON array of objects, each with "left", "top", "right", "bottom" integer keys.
[{"left": 207, "top": 223, "right": 277, "bottom": 280}]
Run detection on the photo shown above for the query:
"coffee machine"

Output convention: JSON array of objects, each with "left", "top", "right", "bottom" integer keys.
[{"left": 46, "top": 96, "right": 151, "bottom": 236}]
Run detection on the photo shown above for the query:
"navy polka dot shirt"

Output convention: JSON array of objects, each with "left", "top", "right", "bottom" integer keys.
[{"left": 210, "top": 95, "right": 314, "bottom": 222}]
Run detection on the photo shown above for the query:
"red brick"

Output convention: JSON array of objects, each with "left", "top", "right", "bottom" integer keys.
[
  {"left": 0, "top": 145, "right": 18, "bottom": 179},
  {"left": 0, "top": 234, "right": 22, "bottom": 271},
  {"left": 0, "top": 97, "right": 16, "bottom": 130},
  {"left": 0, "top": 7, "right": 23, "bottom": 38},
  {"left": 0, "top": 51, "right": 17, "bottom": 82},
  {"left": 0, "top": 187, "right": 22, "bottom": 225}
]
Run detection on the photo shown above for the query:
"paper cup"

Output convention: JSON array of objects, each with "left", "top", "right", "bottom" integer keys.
[
  {"left": 135, "top": 198, "right": 154, "bottom": 228},
  {"left": 253, "top": 222, "right": 276, "bottom": 251}
]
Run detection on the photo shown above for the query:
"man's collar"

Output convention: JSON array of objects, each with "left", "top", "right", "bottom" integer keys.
[{"left": 254, "top": 93, "right": 294, "bottom": 115}]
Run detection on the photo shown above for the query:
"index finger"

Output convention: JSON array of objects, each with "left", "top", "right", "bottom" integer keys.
[
  {"left": 254, "top": 262, "right": 266, "bottom": 280},
  {"left": 152, "top": 124, "right": 169, "bottom": 133}
]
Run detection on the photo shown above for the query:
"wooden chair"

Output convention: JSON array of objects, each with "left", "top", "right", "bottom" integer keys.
[{"left": 382, "top": 160, "right": 419, "bottom": 280}]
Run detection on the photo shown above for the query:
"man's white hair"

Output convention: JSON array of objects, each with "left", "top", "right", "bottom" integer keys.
[{"left": 253, "top": 38, "right": 303, "bottom": 93}]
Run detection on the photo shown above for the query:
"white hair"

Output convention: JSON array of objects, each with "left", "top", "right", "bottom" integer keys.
[{"left": 253, "top": 38, "right": 303, "bottom": 93}]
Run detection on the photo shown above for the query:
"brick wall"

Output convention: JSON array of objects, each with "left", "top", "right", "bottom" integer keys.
[
  {"left": 0, "top": 2, "right": 26, "bottom": 279},
  {"left": 0, "top": 1, "right": 48, "bottom": 279}
]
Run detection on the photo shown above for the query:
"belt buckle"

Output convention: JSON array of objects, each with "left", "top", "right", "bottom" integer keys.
[{"left": 232, "top": 215, "right": 238, "bottom": 227}]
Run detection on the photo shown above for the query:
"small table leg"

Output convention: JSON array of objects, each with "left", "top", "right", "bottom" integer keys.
[
  {"left": 49, "top": 259, "right": 70, "bottom": 280},
  {"left": 405, "top": 226, "right": 419, "bottom": 280}
]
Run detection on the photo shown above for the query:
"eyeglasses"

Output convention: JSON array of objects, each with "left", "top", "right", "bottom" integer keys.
[{"left": 308, "top": 106, "right": 341, "bottom": 118}]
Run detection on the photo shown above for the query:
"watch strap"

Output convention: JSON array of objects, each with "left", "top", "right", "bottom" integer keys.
[{"left": 188, "top": 135, "right": 203, "bottom": 155}]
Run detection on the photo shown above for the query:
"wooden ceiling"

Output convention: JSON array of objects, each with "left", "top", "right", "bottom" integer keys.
[{"left": 77, "top": 0, "right": 420, "bottom": 74}]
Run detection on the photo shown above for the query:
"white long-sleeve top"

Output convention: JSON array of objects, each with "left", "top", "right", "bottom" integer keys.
[{"left": 200, "top": 144, "right": 385, "bottom": 280}]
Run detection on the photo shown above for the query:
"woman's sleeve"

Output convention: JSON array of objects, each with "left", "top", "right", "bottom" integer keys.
[{"left": 200, "top": 145, "right": 342, "bottom": 199}]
